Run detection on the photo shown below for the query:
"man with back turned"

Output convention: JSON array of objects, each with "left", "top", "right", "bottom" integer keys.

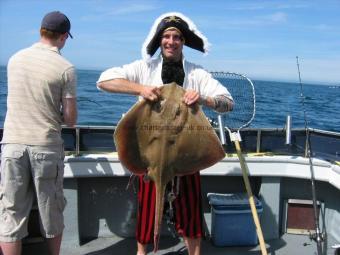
[{"left": 0, "top": 11, "right": 77, "bottom": 255}]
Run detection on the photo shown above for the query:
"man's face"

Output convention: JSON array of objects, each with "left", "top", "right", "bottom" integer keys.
[{"left": 160, "top": 29, "right": 184, "bottom": 62}]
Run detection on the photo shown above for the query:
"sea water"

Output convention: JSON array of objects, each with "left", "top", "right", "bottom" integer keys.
[{"left": 0, "top": 66, "right": 339, "bottom": 132}]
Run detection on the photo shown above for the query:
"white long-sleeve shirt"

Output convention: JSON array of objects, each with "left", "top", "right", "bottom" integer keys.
[{"left": 97, "top": 55, "right": 233, "bottom": 101}]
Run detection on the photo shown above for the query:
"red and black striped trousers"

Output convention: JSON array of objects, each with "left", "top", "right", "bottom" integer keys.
[{"left": 136, "top": 172, "right": 203, "bottom": 244}]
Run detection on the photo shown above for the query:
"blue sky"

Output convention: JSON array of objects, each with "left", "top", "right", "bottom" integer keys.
[{"left": 1, "top": 0, "right": 340, "bottom": 84}]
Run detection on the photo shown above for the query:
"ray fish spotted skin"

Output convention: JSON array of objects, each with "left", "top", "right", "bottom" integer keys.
[{"left": 114, "top": 82, "right": 225, "bottom": 252}]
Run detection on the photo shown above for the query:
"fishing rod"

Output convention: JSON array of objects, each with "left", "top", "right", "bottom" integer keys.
[
  {"left": 296, "top": 56, "right": 324, "bottom": 254},
  {"left": 77, "top": 97, "right": 102, "bottom": 106}
]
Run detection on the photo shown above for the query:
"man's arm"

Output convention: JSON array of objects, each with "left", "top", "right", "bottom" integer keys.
[
  {"left": 184, "top": 90, "right": 234, "bottom": 113},
  {"left": 97, "top": 78, "right": 161, "bottom": 101},
  {"left": 211, "top": 95, "right": 234, "bottom": 113},
  {"left": 62, "top": 97, "right": 77, "bottom": 127}
]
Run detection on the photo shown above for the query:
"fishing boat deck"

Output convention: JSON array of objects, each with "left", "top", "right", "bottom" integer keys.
[{"left": 22, "top": 232, "right": 339, "bottom": 255}]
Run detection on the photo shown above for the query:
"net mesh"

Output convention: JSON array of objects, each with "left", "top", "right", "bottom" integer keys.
[{"left": 208, "top": 72, "right": 256, "bottom": 131}]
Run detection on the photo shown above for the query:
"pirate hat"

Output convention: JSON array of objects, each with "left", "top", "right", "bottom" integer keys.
[{"left": 142, "top": 12, "right": 210, "bottom": 59}]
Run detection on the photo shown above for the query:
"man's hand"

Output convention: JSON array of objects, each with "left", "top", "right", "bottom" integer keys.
[
  {"left": 183, "top": 89, "right": 200, "bottom": 105},
  {"left": 140, "top": 86, "right": 161, "bottom": 101}
]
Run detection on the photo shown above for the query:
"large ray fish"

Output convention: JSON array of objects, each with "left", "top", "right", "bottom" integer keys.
[{"left": 114, "top": 82, "right": 225, "bottom": 252}]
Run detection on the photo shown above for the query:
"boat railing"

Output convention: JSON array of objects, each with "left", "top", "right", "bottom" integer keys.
[
  {"left": 62, "top": 126, "right": 340, "bottom": 163},
  {"left": 0, "top": 126, "right": 339, "bottom": 163}
]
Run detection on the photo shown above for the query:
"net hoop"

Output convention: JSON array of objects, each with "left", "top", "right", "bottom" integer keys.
[{"left": 211, "top": 71, "right": 256, "bottom": 132}]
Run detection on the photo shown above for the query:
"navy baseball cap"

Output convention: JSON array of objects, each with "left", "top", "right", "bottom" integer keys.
[{"left": 41, "top": 11, "right": 73, "bottom": 38}]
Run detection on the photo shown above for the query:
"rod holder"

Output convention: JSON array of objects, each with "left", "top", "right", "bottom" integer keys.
[
  {"left": 217, "top": 114, "right": 226, "bottom": 145},
  {"left": 76, "top": 127, "right": 80, "bottom": 156},
  {"left": 285, "top": 115, "right": 292, "bottom": 145}
]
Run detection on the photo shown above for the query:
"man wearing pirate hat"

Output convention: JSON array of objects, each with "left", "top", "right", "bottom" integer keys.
[{"left": 97, "top": 12, "right": 233, "bottom": 255}]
